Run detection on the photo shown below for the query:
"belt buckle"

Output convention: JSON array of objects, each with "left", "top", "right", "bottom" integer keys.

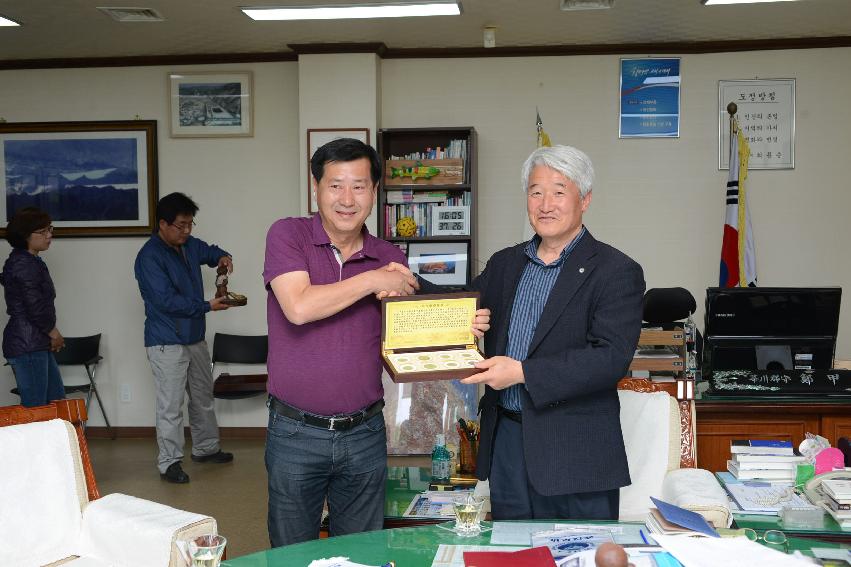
[{"left": 328, "top": 417, "right": 336, "bottom": 430}]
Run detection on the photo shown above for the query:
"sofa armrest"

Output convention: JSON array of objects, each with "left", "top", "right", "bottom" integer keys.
[{"left": 78, "top": 493, "right": 216, "bottom": 567}]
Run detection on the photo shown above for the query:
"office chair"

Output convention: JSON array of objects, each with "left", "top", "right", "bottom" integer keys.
[
  {"left": 210, "top": 333, "right": 268, "bottom": 400},
  {"left": 54, "top": 334, "right": 114, "bottom": 439}
]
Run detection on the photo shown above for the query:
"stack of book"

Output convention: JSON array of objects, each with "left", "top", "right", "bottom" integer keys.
[
  {"left": 821, "top": 478, "right": 851, "bottom": 527},
  {"left": 726, "top": 439, "right": 805, "bottom": 482}
]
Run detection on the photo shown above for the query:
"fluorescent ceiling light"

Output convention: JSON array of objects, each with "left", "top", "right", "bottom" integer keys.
[
  {"left": 242, "top": 2, "right": 461, "bottom": 21},
  {"left": 0, "top": 14, "right": 21, "bottom": 26},
  {"left": 702, "top": 0, "right": 798, "bottom": 5}
]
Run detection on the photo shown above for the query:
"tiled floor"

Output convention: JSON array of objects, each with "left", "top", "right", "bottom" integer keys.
[
  {"left": 88, "top": 437, "right": 270, "bottom": 559},
  {"left": 87, "top": 436, "right": 428, "bottom": 559}
]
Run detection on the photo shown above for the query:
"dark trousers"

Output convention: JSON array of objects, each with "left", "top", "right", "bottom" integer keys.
[{"left": 489, "top": 413, "right": 619, "bottom": 521}]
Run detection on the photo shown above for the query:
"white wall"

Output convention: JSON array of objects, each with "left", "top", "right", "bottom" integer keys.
[
  {"left": 0, "top": 62, "right": 300, "bottom": 426},
  {"left": 1, "top": 47, "right": 849, "bottom": 427},
  {"left": 382, "top": 47, "right": 851, "bottom": 360}
]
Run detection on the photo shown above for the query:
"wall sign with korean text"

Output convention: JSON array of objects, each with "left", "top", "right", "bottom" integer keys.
[{"left": 719, "top": 79, "right": 795, "bottom": 170}]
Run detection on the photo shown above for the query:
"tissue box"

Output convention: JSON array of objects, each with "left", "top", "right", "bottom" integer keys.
[{"left": 381, "top": 292, "right": 484, "bottom": 383}]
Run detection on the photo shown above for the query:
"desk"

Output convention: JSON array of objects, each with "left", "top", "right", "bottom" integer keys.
[
  {"left": 383, "top": 467, "right": 476, "bottom": 528},
  {"left": 223, "top": 521, "right": 848, "bottom": 566},
  {"left": 695, "top": 394, "right": 851, "bottom": 472},
  {"left": 714, "top": 473, "right": 851, "bottom": 543}
]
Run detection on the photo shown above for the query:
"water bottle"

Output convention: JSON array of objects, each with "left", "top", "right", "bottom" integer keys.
[{"left": 431, "top": 434, "right": 451, "bottom": 483}]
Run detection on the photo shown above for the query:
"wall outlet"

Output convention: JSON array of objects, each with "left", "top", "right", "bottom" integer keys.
[{"left": 119, "top": 383, "right": 131, "bottom": 403}]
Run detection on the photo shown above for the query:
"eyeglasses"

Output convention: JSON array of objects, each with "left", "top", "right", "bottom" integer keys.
[
  {"left": 33, "top": 225, "right": 54, "bottom": 236},
  {"left": 169, "top": 220, "right": 196, "bottom": 232},
  {"left": 743, "top": 528, "right": 787, "bottom": 552}
]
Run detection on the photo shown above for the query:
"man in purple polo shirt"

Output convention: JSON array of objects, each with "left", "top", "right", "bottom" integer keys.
[{"left": 262, "top": 138, "right": 419, "bottom": 546}]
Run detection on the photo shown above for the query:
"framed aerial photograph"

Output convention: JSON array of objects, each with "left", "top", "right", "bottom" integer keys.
[
  {"left": 0, "top": 120, "right": 158, "bottom": 237},
  {"left": 307, "top": 128, "right": 370, "bottom": 214},
  {"left": 431, "top": 205, "right": 470, "bottom": 236},
  {"left": 169, "top": 71, "right": 253, "bottom": 137},
  {"left": 408, "top": 241, "right": 469, "bottom": 287}
]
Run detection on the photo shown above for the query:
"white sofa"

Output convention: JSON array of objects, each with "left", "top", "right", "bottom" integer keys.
[{"left": 0, "top": 401, "right": 216, "bottom": 567}]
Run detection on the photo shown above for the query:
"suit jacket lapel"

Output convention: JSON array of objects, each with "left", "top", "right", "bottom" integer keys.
[{"left": 527, "top": 232, "right": 599, "bottom": 356}]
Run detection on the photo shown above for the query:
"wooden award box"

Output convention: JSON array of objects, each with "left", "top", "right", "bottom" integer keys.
[{"left": 381, "top": 292, "right": 484, "bottom": 383}]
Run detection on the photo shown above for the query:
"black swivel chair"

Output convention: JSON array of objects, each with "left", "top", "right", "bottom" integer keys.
[
  {"left": 8, "top": 334, "right": 113, "bottom": 438},
  {"left": 53, "top": 334, "right": 114, "bottom": 439},
  {"left": 642, "top": 287, "right": 702, "bottom": 363},
  {"left": 210, "top": 333, "right": 269, "bottom": 400}
]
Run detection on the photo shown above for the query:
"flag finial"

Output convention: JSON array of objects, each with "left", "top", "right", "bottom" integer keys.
[{"left": 535, "top": 107, "right": 551, "bottom": 148}]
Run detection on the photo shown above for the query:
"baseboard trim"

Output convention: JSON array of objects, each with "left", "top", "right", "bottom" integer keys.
[{"left": 85, "top": 426, "right": 268, "bottom": 439}]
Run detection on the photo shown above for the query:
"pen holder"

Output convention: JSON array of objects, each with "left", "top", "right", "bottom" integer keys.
[{"left": 459, "top": 435, "right": 478, "bottom": 475}]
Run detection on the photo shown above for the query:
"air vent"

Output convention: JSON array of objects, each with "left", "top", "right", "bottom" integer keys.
[
  {"left": 560, "top": 0, "right": 614, "bottom": 10},
  {"left": 96, "top": 7, "right": 165, "bottom": 22}
]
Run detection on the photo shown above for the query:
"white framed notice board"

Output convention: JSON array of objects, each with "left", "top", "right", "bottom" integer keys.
[{"left": 718, "top": 78, "right": 795, "bottom": 170}]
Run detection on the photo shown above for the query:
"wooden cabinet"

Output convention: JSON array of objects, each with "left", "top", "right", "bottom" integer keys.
[
  {"left": 695, "top": 400, "right": 851, "bottom": 472},
  {"left": 377, "top": 127, "right": 477, "bottom": 288}
]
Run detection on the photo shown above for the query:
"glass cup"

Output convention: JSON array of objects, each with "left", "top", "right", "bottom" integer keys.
[
  {"left": 452, "top": 494, "right": 485, "bottom": 537},
  {"left": 186, "top": 534, "right": 227, "bottom": 567}
]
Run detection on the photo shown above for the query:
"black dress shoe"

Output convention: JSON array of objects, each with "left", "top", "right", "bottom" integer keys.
[
  {"left": 160, "top": 462, "right": 190, "bottom": 483},
  {"left": 191, "top": 450, "right": 234, "bottom": 464}
]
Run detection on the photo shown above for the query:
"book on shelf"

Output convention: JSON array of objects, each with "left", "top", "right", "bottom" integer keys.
[
  {"left": 819, "top": 501, "right": 851, "bottom": 527},
  {"left": 385, "top": 189, "right": 450, "bottom": 204},
  {"left": 730, "top": 439, "right": 794, "bottom": 455},
  {"left": 823, "top": 479, "right": 851, "bottom": 501},
  {"left": 825, "top": 493, "right": 851, "bottom": 511},
  {"left": 731, "top": 456, "right": 804, "bottom": 470},
  {"left": 727, "top": 460, "right": 796, "bottom": 481},
  {"left": 731, "top": 452, "right": 804, "bottom": 463}
]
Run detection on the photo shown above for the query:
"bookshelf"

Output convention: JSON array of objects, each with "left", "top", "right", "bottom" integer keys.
[{"left": 377, "top": 127, "right": 477, "bottom": 288}]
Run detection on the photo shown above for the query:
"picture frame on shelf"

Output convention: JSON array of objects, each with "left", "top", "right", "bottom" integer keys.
[
  {"left": 431, "top": 205, "right": 469, "bottom": 236},
  {"left": 168, "top": 71, "right": 253, "bottom": 138},
  {"left": 0, "top": 120, "right": 158, "bottom": 237},
  {"left": 307, "top": 128, "right": 370, "bottom": 214},
  {"left": 408, "top": 241, "right": 469, "bottom": 287}
]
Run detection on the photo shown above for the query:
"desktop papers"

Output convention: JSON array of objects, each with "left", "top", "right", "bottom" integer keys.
[
  {"left": 651, "top": 533, "right": 812, "bottom": 567},
  {"left": 431, "top": 544, "right": 525, "bottom": 567},
  {"left": 404, "top": 490, "right": 471, "bottom": 519},
  {"left": 723, "top": 483, "right": 810, "bottom": 514},
  {"left": 490, "top": 522, "right": 629, "bottom": 546}
]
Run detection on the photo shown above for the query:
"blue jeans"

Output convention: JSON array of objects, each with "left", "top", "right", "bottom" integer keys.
[
  {"left": 7, "top": 350, "right": 65, "bottom": 407},
  {"left": 265, "top": 407, "right": 387, "bottom": 547}
]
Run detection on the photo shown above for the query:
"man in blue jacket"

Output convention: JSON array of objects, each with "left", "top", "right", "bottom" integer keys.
[{"left": 135, "top": 192, "right": 234, "bottom": 484}]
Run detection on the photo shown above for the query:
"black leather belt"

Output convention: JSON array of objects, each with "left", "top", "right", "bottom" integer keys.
[
  {"left": 268, "top": 396, "right": 384, "bottom": 431},
  {"left": 497, "top": 405, "right": 522, "bottom": 423}
]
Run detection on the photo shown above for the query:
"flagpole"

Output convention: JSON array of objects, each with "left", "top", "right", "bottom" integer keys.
[{"left": 727, "top": 101, "right": 752, "bottom": 287}]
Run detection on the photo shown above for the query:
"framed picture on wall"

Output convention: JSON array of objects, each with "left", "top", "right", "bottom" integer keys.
[
  {"left": 0, "top": 120, "right": 158, "bottom": 237},
  {"left": 408, "top": 241, "right": 469, "bottom": 287},
  {"left": 431, "top": 205, "right": 469, "bottom": 236},
  {"left": 307, "top": 128, "right": 370, "bottom": 214},
  {"left": 168, "top": 71, "right": 253, "bottom": 138}
]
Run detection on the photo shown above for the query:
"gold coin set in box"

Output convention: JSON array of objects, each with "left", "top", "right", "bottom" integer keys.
[{"left": 381, "top": 292, "right": 485, "bottom": 383}]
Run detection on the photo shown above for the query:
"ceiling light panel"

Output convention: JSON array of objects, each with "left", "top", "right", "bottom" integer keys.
[
  {"left": 0, "top": 13, "right": 21, "bottom": 26},
  {"left": 702, "top": 0, "right": 798, "bottom": 5},
  {"left": 242, "top": 2, "right": 461, "bottom": 21}
]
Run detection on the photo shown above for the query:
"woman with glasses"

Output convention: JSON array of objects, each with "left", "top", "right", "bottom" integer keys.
[{"left": 0, "top": 207, "right": 65, "bottom": 407}]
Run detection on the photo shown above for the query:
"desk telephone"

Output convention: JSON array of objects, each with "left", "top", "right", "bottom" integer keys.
[{"left": 802, "top": 469, "right": 851, "bottom": 506}]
